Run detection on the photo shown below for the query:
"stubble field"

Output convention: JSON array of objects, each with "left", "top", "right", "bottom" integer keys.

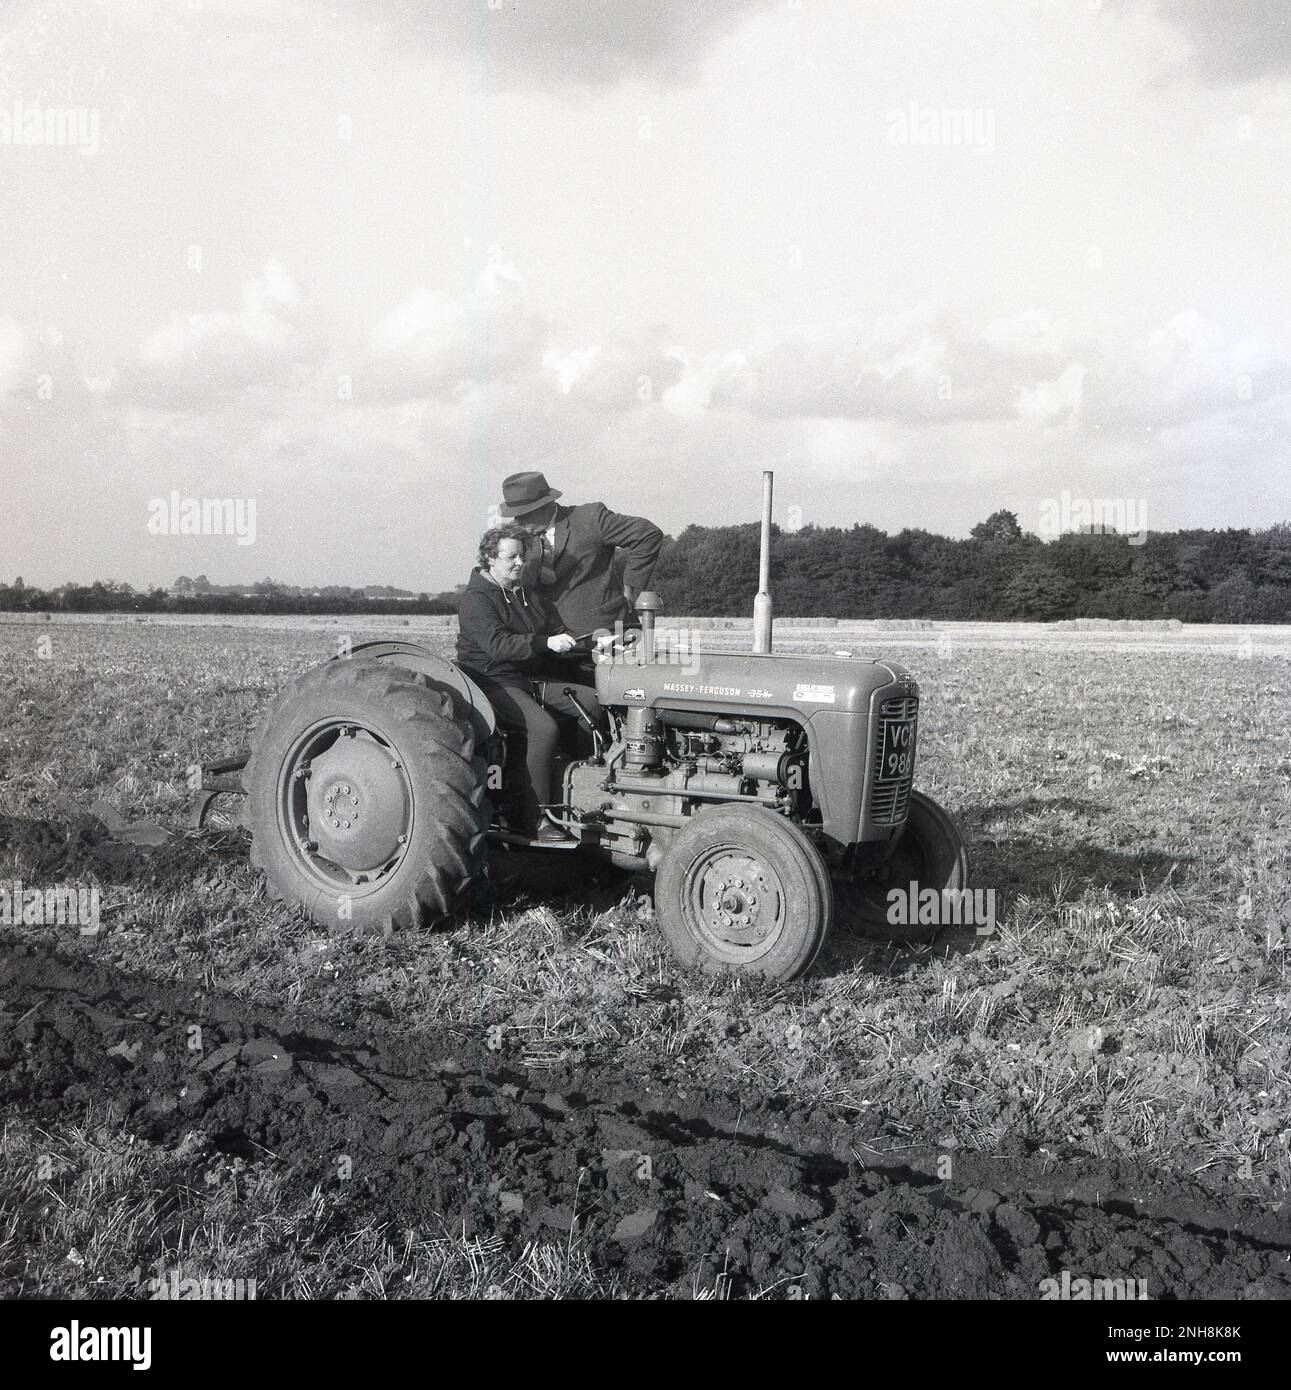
[{"left": 1, "top": 612, "right": 1289, "bottom": 1299}]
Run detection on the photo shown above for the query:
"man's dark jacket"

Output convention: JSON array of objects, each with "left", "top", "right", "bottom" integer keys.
[
  {"left": 529, "top": 502, "right": 663, "bottom": 638},
  {"left": 456, "top": 569, "right": 564, "bottom": 686}
]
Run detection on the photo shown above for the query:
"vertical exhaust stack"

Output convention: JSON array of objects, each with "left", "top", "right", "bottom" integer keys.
[
  {"left": 752, "top": 469, "right": 774, "bottom": 654},
  {"left": 635, "top": 590, "right": 660, "bottom": 663}
]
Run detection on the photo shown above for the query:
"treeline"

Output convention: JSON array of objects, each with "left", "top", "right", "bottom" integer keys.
[
  {"left": 0, "top": 578, "right": 462, "bottom": 617},
  {"left": 4, "top": 512, "right": 1290, "bottom": 622},
  {"left": 650, "top": 512, "right": 1291, "bottom": 622}
]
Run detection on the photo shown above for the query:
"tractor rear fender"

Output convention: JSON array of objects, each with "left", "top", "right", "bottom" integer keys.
[{"left": 343, "top": 640, "right": 497, "bottom": 743}]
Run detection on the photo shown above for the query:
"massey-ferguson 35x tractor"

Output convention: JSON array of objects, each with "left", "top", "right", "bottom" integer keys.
[{"left": 194, "top": 473, "right": 968, "bottom": 981}]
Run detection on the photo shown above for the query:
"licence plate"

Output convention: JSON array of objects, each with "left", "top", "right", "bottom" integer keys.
[{"left": 878, "top": 717, "right": 916, "bottom": 780}]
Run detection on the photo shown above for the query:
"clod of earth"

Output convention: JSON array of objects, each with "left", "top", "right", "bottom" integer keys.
[
  {"left": 88, "top": 799, "right": 173, "bottom": 848},
  {"left": 612, "top": 1209, "right": 658, "bottom": 1243}
]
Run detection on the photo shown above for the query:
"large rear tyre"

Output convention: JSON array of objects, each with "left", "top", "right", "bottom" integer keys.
[
  {"left": 654, "top": 806, "right": 832, "bottom": 981},
  {"left": 246, "top": 659, "right": 489, "bottom": 934},
  {"left": 840, "top": 790, "right": 970, "bottom": 941}
]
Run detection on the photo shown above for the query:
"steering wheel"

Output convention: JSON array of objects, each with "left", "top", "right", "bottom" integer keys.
[{"left": 590, "top": 629, "right": 643, "bottom": 662}]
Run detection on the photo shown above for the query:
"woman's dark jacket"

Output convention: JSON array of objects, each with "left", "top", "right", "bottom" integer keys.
[{"left": 456, "top": 568, "right": 567, "bottom": 686}]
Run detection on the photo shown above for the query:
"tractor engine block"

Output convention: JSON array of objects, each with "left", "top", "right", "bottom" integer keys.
[{"left": 564, "top": 711, "right": 806, "bottom": 866}]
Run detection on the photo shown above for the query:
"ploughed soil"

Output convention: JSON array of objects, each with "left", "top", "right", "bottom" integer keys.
[{"left": 2, "top": 941, "right": 1288, "bottom": 1300}]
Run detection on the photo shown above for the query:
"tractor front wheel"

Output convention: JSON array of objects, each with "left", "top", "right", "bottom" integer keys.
[{"left": 654, "top": 806, "right": 832, "bottom": 981}]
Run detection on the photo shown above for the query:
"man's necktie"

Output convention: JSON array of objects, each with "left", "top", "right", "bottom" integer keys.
[{"left": 538, "top": 533, "right": 557, "bottom": 586}]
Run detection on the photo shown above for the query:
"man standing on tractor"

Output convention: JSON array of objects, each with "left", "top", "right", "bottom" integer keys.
[{"left": 496, "top": 471, "right": 663, "bottom": 663}]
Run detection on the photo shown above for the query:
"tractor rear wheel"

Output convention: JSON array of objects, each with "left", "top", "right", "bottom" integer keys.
[
  {"left": 246, "top": 659, "right": 488, "bottom": 934},
  {"left": 841, "top": 790, "right": 970, "bottom": 941},
  {"left": 654, "top": 806, "right": 832, "bottom": 981}
]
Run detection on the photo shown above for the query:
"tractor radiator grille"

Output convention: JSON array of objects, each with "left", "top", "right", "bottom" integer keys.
[{"left": 869, "top": 695, "right": 919, "bottom": 826}]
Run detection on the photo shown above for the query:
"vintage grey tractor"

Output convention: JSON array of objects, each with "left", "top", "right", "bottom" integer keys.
[{"left": 193, "top": 473, "right": 968, "bottom": 981}]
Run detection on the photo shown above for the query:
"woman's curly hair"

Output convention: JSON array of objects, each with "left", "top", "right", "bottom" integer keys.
[{"left": 477, "top": 522, "right": 532, "bottom": 571}]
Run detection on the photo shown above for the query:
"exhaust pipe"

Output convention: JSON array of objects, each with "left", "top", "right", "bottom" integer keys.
[
  {"left": 752, "top": 469, "right": 773, "bottom": 654},
  {"left": 635, "top": 590, "right": 660, "bottom": 663}
]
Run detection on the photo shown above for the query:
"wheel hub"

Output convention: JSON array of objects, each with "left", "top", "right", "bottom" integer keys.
[
  {"left": 700, "top": 854, "right": 776, "bottom": 946},
  {"left": 304, "top": 731, "right": 410, "bottom": 872}
]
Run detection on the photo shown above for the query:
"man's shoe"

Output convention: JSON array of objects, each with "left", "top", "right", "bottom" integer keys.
[{"left": 535, "top": 815, "right": 574, "bottom": 845}]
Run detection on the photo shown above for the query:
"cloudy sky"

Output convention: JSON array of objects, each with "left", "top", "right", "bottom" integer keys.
[{"left": 3, "top": 0, "right": 1290, "bottom": 591}]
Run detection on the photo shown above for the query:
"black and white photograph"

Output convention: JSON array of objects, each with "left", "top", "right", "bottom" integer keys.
[{"left": 2, "top": 0, "right": 1289, "bottom": 1337}]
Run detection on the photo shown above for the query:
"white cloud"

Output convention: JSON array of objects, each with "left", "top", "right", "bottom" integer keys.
[
  {"left": 700, "top": 304, "right": 1291, "bottom": 437},
  {"left": 0, "top": 317, "right": 29, "bottom": 394},
  {"left": 1154, "top": 0, "right": 1291, "bottom": 85},
  {"left": 542, "top": 329, "right": 684, "bottom": 411},
  {"left": 1081, "top": 309, "right": 1291, "bottom": 432},
  {"left": 1016, "top": 363, "right": 1087, "bottom": 428},
  {"left": 124, "top": 262, "right": 327, "bottom": 408},
  {"left": 544, "top": 343, "right": 602, "bottom": 394},
  {"left": 708, "top": 308, "right": 1043, "bottom": 423},
  {"left": 365, "top": 265, "right": 545, "bottom": 401},
  {"left": 0, "top": 315, "right": 91, "bottom": 415},
  {"left": 982, "top": 307, "right": 1075, "bottom": 359},
  {"left": 327, "top": 0, "right": 777, "bottom": 91}
]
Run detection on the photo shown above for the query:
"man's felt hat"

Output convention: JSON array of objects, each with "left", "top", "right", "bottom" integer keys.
[{"left": 499, "top": 471, "right": 563, "bottom": 517}]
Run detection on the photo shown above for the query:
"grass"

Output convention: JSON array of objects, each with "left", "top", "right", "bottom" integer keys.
[{"left": 2, "top": 614, "right": 1290, "bottom": 1295}]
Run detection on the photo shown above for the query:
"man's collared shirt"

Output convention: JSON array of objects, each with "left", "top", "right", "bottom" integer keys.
[{"left": 538, "top": 523, "right": 557, "bottom": 585}]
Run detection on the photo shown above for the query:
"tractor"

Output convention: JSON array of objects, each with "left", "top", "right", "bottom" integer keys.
[{"left": 193, "top": 472, "right": 968, "bottom": 981}]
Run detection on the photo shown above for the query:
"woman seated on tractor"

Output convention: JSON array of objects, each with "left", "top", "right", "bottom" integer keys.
[{"left": 457, "top": 523, "right": 603, "bottom": 844}]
